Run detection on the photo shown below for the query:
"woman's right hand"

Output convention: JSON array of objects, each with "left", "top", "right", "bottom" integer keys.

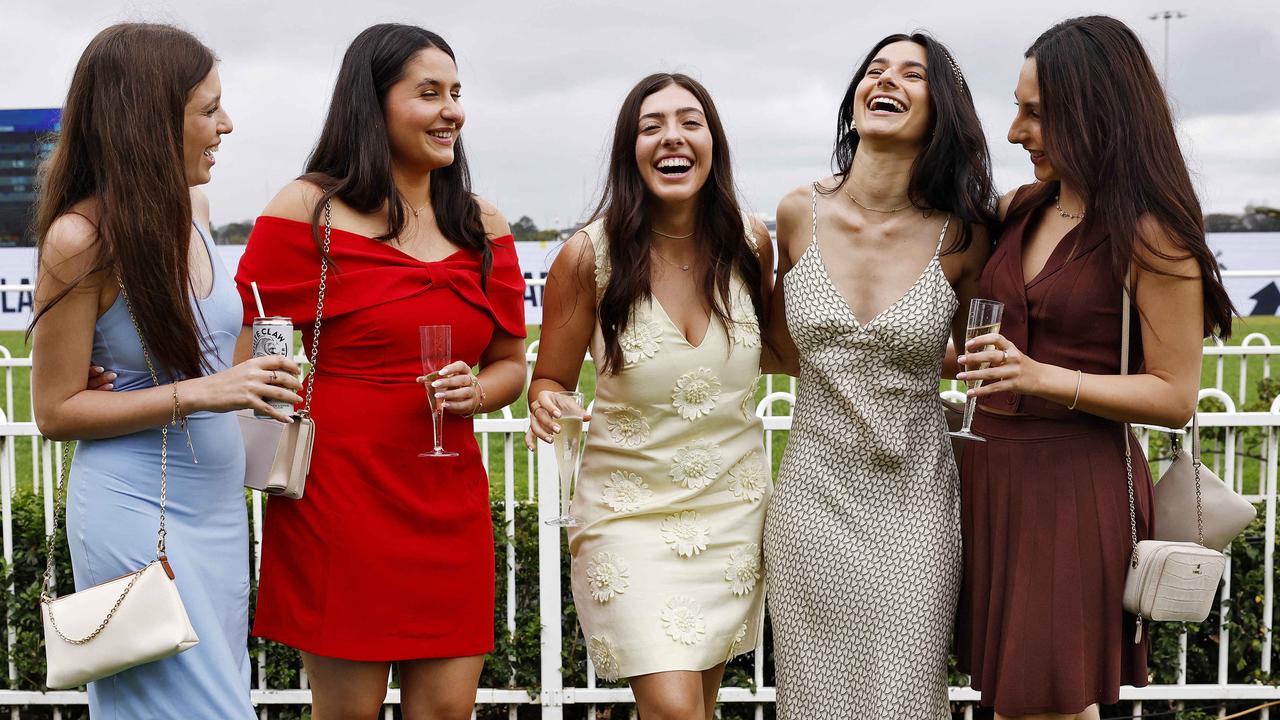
[
  {"left": 524, "top": 389, "right": 591, "bottom": 450},
  {"left": 187, "top": 354, "right": 304, "bottom": 423}
]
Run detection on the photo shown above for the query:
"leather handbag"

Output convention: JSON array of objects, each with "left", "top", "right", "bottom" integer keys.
[
  {"left": 1153, "top": 413, "right": 1256, "bottom": 551},
  {"left": 240, "top": 200, "right": 333, "bottom": 499},
  {"left": 1116, "top": 279, "right": 1226, "bottom": 641},
  {"left": 41, "top": 282, "right": 199, "bottom": 689}
]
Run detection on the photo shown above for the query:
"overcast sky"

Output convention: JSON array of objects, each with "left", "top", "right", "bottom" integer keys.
[{"left": 4, "top": 0, "right": 1277, "bottom": 229}]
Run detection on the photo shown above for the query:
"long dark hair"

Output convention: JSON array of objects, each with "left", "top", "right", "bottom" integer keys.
[
  {"left": 591, "top": 73, "right": 763, "bottom": 374},
  {"left": 303, "top": 23, "right": 491, "bottom": 283},
  {"left": 1013, "top": 15, "right": 1233, "bottom": 337},
  {"left": 828, "top": 32, "right": 997, "bottom": 254},
  {"left": 32, "top": 23, "right": 216, "bottom": 378}
]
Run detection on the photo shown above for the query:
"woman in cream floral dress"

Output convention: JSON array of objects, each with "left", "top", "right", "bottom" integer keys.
[{"left": 527, "top": 73, "right": 773, "bottom": 718}]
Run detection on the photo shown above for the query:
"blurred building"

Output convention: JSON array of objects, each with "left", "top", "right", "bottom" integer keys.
[{"left": 0, "top": 109, "right": 60, "bottom": 247}]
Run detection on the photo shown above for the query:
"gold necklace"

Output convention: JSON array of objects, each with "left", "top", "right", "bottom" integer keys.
[
  {"left": 843, "top": 184, "right": 912, "bottom": 214},
  {"left": 1054, "top": 195, "right": 1085, "bottom": 221},
  {"left": 651, "top": 248, "right": 691, "bottom": 272},
  {"left": 652, "top": 227, "right": 695, "bottom": 239}
]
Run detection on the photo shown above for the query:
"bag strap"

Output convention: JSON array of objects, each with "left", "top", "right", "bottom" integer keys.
[
  {"left": 1122, "top": 275, "right": 1207, "bottom": 557},
  {"left": 299, "top": 200, "right": 333, "bottom": 418},
  {"left": 40, "top": 278, "right": 177, "bottom": 643}
]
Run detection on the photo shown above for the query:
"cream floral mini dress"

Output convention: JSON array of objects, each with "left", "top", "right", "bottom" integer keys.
[{"left": 568, "top": 216, "right": 770, "bottom": 680}]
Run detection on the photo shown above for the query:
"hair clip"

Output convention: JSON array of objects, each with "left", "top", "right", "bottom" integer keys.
[{"left": 945, "top": 52, "right": 965, "bottom": 87}]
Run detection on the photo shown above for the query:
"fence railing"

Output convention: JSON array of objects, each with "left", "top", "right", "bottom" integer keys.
[{"left": 1, "top": 338, "right": 1278, "bottom": 718}]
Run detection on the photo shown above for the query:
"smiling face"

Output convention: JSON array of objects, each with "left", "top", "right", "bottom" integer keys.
[
  {"left": 182, "top": 66, "right": 232, "bottom": 186},
  {"left": 1008, "top": 58, "right": 1055, "bottom": 182},
  {"left": 383, "top": 46, "right": 465, "bottom": 173},
  {"left": 634, "top": 84, "right": 713, "bottom": 206},
  {"left": 852, "top": 40, "right": 933, "bottom": 147}
]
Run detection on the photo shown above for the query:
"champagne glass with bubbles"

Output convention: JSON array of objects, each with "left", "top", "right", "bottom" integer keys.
[
  {"left": 545, "top": 391, "right": 587, "bottom": 527},
  {"left": 419, "top": 325, "right": 459, "bottom": 458},
  {"left": 949, "top": 299, "right": 1005, "bottom": 442}
]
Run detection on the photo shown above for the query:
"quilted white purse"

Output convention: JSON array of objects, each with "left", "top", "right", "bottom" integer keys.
[
  {"left": 1116, "top": 281, "right": 1225, "bottom": 641},
  {"left": 40, "top": 282, "right": 199, "bottom": 689}
]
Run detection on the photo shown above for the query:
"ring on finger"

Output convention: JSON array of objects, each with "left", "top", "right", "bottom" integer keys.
[
  {"left": 269, "top": 370, "right": 278, "bottom": 384},
  {"left": 1001, "top": 350, "right": 1009, "bottom": 364}
]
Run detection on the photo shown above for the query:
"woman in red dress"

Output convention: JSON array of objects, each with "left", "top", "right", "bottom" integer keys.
[
  {"left": 953, "top": 16, "right": 1234, "bottom": 720},
  {"left": 233, "top": 24, "right": 526, "bottom": 719}
]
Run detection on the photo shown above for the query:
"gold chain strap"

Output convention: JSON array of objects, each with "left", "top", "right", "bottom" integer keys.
[
  {"left": 300, "top": 201, "right": 333, "bottom": 417},
  {"left": 39, "top": 278, "right": 176, "bottom": 643}
]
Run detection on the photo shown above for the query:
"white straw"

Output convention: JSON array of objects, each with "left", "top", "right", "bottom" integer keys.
[{"left": 250, "top": 281, "right": 266, "bottom": 318}]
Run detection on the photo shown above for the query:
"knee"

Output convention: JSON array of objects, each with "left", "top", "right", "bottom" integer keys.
[
  {"left": 402, "top": 694, "right": 475, "bottom": 720},
  {"left": 638, "top": 696, "right": 704, "bottom": 720},
  {"left": 311, "top": 687, "right": 388, "bottom": 720}
]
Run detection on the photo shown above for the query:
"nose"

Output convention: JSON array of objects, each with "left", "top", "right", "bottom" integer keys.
[
  {"left": 219, "top": 108, "right": 234, "bottom": 135},
  {"left": 660, "top": 120, "right": 685, "bottom": 146},
  {"left": 441, "top": 95, "right": 463, "bottom": 124},
  {"left": 875, "top": 70, "right": 900, "bottom": 89},
  {"left": 1007, "top": 116, "right": 1024, "bottom": 145}
]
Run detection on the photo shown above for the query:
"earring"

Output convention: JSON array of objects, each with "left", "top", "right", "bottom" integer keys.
[{"left": 849, "top": 119, "right": 858, "bottom": 133}]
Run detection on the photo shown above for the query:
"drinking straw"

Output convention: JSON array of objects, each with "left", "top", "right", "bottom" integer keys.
[{"left": 250, "top": 281, "right": 266, "bottom": 318}]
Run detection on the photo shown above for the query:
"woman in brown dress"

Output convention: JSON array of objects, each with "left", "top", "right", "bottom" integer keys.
[{"left": 953, "top": 16, "right": 1234, "bottom": 720}]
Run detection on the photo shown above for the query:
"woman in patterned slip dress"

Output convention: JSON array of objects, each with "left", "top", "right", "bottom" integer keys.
[
  {"left": 954, "top": 18, "right": 1235, "bottom": 719},
  {"left": 762, "top": 33, "right": 997, "bottom": 719},
  {"left": 526, "top": 74, "right": 774, "bottom": 720},
  {"left": 29, "top": 24, "right": 303, "bottom": 718}
]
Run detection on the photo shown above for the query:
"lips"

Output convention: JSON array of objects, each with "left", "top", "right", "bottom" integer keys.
[
  {"left": 654, "top": 155, "right": 693, "bottom": 178},
  {"left": 1027, "top": 150, "right": 1046, "bottom": 165},
  {"left": 866, "top": 94, "right": 907, "bottom": 114},
  {"left": 202, "top": 144, "right": 218, "bottom": 166},
  {"left": 427, "top": 128, "right": 456, "bottom": 146}
]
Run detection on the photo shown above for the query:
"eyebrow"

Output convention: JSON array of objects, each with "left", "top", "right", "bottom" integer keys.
[
  {"left": 1014, "top": 92, "right": 1039, "bottom": 107},
  {"left": 639, "top": 107, "right": 705, "bottom": 122},
  {"left": 869, "top": 57, "right": 928, "bottom": 72},
  {"left": 414, "top": 77, "right": 461, "bottom": 91}
]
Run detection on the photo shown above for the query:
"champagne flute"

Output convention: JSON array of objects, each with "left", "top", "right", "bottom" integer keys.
[
  {"left": 419, "top": 325, "right": 459, "bottom": 458},
  {"left": 949, "top": 299, "right": 1005, "bottom": 442},
  {"left": 544, "top": 391, "right": 587, "bottom": 527}
]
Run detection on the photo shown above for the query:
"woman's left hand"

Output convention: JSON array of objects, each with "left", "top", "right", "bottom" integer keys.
[
  {"left": 955, "top": 333, "right": 1043, "bottom": 398},
  {"left": 417, "top": 361, "right": 484, "bottom": 416}
]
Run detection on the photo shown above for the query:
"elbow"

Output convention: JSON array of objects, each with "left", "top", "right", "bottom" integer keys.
[
  {"left": 35, "top": 413, "right": 71, "bottom": 442},
  {"left": 1160, "top": 396, "right": 1199, "bottom": 430}
]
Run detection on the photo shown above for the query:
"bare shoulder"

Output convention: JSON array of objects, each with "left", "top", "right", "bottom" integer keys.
[
  {"left": 1135, "top": 214, "right": 1200, "bottom": 277},
  {"left": 997, "top": 189, "right": 1018, "bottom": 221},
  {"left": 189, "top": 187, "right": 211, "bottom": 225},
  {"left": 473, "top": 195, "right": 511, "bottom": 238},
  {"left": 40, "top": 212, "right": 105, "bottom": 284},
  {"left": 260, "top": 179, "right": 325, "bottom": 223},
  {"left": 749, "top": 215, "right": 771, "bottom": 250}
]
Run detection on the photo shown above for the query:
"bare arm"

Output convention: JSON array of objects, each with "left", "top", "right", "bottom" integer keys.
[
  {"left": 761, "top": 189, "right": 806, "bottom": 376},
  {"left": 960, "top": 216, "right": 1204, "bottom": 428},
  {"left": 32, "top": 214, "right": 302, "bottom": 441},
  {"left": 943, "top": 223, "right": 993, "bottom": 380},
  {"left": 525, "top": 231, "right": 597, "bottom": 446}
]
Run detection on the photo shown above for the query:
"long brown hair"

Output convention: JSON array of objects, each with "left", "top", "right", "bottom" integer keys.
[
  {"left": 1013, "top": 16, "right": 1234, "bottom": 337},
  {"left": 32, "top": 23, "right": 217, "bottom": 377},
  {"left": 591, "top": 73, "right": 763, "bottom": 374},
  {"left": 828, "top": 32, "right": 998, "bottom": 254},
  {"left": 303, "top": 24, "right": 492, "bottom": 285}
]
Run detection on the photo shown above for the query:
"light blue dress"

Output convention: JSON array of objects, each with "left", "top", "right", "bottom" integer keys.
[{"left": 66, "top": 222, "right": 255, "bottom": 719}]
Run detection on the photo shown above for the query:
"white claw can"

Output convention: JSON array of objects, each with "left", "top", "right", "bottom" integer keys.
[{"left": 251, "top": 316, "right": 294, "bottom": 417}]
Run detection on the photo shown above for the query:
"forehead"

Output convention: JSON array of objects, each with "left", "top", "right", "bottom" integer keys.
[
  {"left": 401, "top": 47, "right": 458, "bottom": 84},
  {"left": 870, "top": 40, "right": 928, "bottom": 67},
  {"left": 1015, "top": 58, "right": 1039, "bottom": 99},
  {"left": 187, "top": 67, "right": 221, "bottom": 103},
  {"left": 638, "top": 84, "right": 704, "bottom": 117}
]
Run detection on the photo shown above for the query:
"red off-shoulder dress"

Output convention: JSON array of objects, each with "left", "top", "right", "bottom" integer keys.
[{"left": 235, "top": 216, "right": 525, "bottom": 660}]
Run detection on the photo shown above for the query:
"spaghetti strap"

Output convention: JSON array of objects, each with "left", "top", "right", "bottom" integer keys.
[
  {"left": 935, "top": 215, "right": 952, "bottom": 256},
  {"left": 810, "top": 183, "right": 820, "bottom": 251}
]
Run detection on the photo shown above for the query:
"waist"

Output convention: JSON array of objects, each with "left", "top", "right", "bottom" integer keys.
[{"left": 973, "top": 408, "right": 1120, "bottom": 441}]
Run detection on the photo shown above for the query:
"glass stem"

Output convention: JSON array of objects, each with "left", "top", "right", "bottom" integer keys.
[
  {"left": 961, "top": 395, "right": 978, "bottom": 434},
  {"left": 432, "top": 405, "right": 445, "bottom": 454}
]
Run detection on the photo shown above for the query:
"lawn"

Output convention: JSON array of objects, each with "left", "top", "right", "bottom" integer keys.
[{"left": 3, "top": 315, "right": 1278, "bottom": 498}]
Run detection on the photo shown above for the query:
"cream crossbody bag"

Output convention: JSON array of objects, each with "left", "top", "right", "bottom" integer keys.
[
  {"left": 239, "top": 200, "right": 334, "bottom": 499},
  {"left": 1117, "top": 280, "right": 1226, "bottom": 642},
  {"left": 40, "top": 281, "right": 199, "bottom": 689}
]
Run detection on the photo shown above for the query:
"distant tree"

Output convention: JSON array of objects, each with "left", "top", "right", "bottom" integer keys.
[
  {"left": 511, "top": 215, "right": 539, "bottom": 243},
  {"left": 1243, "top": 206, "right": 1280, "bottom": 232},
  {"left": 211, "top": 220, "right": 254, "bottom": 245},
  {"left": 1206, "top": 213, "right": 1246, "bottom": 232}
]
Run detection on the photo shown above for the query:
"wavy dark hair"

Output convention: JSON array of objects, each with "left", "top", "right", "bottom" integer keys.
[
  {"left": 828, "top": 32, "right": 997, "bottom": 254},
  {"left": 1011, "top": 15, "right": 1233, "bottom": 337},
  {"left": 32, "top": 23, "right": 216, "bottom": 378},
  {"left": 303, "top": 23, "right": 492, "bottom": 284},
  {"left": 590, "top": 73, "right": 763, "bottom": 374}
]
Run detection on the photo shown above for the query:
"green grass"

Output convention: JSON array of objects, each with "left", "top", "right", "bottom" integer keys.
[{"left": 5, "top": 318, "right": 1278, "bottom": 499}]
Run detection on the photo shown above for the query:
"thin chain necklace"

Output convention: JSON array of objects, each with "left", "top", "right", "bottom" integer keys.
[
  {"left": 843, "top": 185, "right": 912, "bottom": 214},
  {"left": 651, "top": 247, "right": 691, "bottom": 272},
  {"left": 1054, "top": 195, "right": 1085, "bottom": 221},
  {"left": 652, "top": 227, "right": 695, "bottom": 239}
]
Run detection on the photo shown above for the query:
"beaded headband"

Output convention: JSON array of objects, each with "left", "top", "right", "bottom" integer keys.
[{"left": 944, "top": 51, "right": 965, "bottom": 87}]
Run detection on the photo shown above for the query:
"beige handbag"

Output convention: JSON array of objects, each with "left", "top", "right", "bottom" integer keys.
[
  {"left": 41, "top": 283, "right": 199, "bottom": 689},
  {"left": 1153, "top": 413, "right": 1256, "bottom": 551},
  {"left": 240, "top": 201, "right": 333, "bottom": 499},
  {"left": 1117, "top": 280, "right": 1226, "bottom": 641}
]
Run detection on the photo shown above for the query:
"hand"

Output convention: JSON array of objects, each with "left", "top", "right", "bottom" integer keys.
[
  {"left": 417, "top": 361, "right": 481, "bottom": 417},
  {"left": 186, "top": 354, "right": 304, "bottom": 423},
  {"left": 524, "top": 389, "right": 592, "bottom": 450},
  {"left": 956, "top": 333, "right": 1042, "bottom": 398},
  {"left": 88, "top": 365, "right": 116, "bottom": 391}
]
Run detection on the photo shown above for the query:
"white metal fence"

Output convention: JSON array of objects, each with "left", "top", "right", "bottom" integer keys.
[{"left": 1, "top": 337, "right": 1279, "bottom": 718}]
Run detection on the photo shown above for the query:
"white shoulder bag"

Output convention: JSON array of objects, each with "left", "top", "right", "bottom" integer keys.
[{"left": 41, "top": 281, "right": 199, "bottom": 689}]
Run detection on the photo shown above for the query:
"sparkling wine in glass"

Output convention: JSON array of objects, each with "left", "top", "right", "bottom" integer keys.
[
  {"left": 949, "top": 299, "right": 1005, "bottom": 442},
  {"left": 545, "top": 391, "right": 586, "bottom": 527},
  {"left": 419, "top": 325, "right": 458, "bottom": 458}
]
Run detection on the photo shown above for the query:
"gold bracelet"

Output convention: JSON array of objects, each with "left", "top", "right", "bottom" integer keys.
[
  {"left": 1068, "top": 370, "right": 1083, "bottom": 410},
  {"left": 464, "top": 375, "right": 488, "bottom": 417},
  {"left": 170, "top": 382, "right": 183, "bottom": 426}
]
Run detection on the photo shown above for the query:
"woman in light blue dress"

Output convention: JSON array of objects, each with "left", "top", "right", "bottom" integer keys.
[{"left": 30, "top": 23, "right": 302, "bottom": 718}]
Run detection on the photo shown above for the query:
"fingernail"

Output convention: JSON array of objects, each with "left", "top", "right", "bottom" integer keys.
[
  {"left": 956, "top": 356, "right": 966, "bottom": 364},
  {"left": 93, "top": 366, "right": 105, "bottom": 373},
  {"left": 107, "top": 372, "right": 117, "bottom": 380},
  {"left": 435, "top": 392, "right": 445, "bottom": 398},
  {"left": 432, "top": 380, "right": 443, "bottom": 388},
  {"left": 552, "top": 425, "right": 561, "bottom": 433},
  {"left": 956, "top": 373, "right": 966, "bottom": 380},
  {"left": 103, "top": 384, "right": 114, "bottom": 390}
]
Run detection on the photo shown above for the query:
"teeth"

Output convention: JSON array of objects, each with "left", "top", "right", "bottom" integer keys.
[
  {"left": 870, "top": 97, "right": 906, "bottom": 112},
  {"left": 657, "top": 157, "right": 691, "bottom": 169},
  {"left": 428, "top": 130, "right": 453, "bottom": 139}
]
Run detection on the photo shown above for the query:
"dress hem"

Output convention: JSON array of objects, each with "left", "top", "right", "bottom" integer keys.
[{"left": 253, "top": 628, "right": 495, "bottom": 663}]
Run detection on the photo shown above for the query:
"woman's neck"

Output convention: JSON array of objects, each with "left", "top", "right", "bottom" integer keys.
[
  {"left": 392, "top": 163, "right": 432, "bottom": 215},
  {"left": 846, "top": 142, "right": 916, "bottom": 207},
  {"left": 648, "top": 198, "right": 697, "bottom": 245},
  {"left": 1056, "top": 182, "right": 1087, "bottom": 216}
]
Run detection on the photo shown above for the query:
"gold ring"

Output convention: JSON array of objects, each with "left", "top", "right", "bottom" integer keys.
[
  {"left": 269, "top": 370, "right": 277, "bottom": 383},
  {"left": 1002, "top": 350, "right": 1009, "bottom": 364}
]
